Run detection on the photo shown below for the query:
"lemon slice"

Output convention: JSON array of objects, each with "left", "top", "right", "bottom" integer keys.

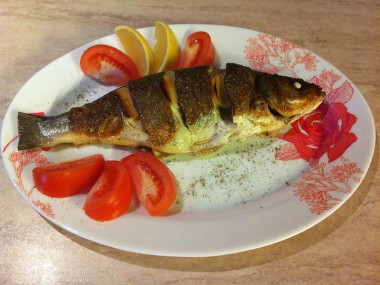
[
  {"left": 151, "top": 21, "right": 180, "bottom": 73},
  {"left": 114, "top": 25, "right": 154, "bottom": 77}
]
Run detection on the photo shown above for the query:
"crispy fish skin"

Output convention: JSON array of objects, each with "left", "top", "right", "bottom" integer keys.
[
  {"left": 17, "top": 63, "right": 325, "bottom": 153},
  {"left": 127, "top": 72, "right": 176, "bottom": 149},
  {"left": 175, "top": 66, "right": 225, "bottom": 145},
  {"left": 69, "top": 93, "right": 123, "bottom": 138},
  {"left": 175, "top": 66, "right": 215, "bottom": 126},
  {"left": 224, "top": 63, "right": 260, "bottom": 117}
]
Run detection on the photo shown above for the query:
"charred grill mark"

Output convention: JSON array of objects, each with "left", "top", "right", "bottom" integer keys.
[
  {"left": 68, "top": 93, "right": 123, "bottom": 138},
  {"left": 160, "top": 71, "right": 179, "bottom": 108},
  {"left": 113, "top": 90, "right": 128, "bottom": 117},
  {"left": 175, "top": 66, "right": 215, "bottom": 127},
  {"left": 127, "top": 72, "right": 175, "bottom": 148},
  {"left": 114, "top": 87, "right": 138, "bottom": 119},
  {"left": 160, "top": 72, "right": 190, "bottom": 131},
  {"left": 212, "top": 72, "right": 230, "bottom": 108}
]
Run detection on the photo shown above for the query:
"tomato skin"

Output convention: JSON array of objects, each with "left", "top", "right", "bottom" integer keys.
[
  {"left": 178, "top": 31, "right": 215, "bottom": 68},
  {"left": 121, "top": 152, "right": 177, "bottom": 216},
  {"left": 32, "top": 154, "right": 104, "bottom": 198},
  {"left": 84, "top": 160, "right": 132, "bottom": 221},
  {"left": 80, "top": 44, "right": 139, "bottom": 86}
]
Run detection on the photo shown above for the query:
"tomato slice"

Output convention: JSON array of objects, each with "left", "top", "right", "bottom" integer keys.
[
  {"left": 32, "top": 154, "right": 104, "bottom": 198},
  {"left": 121, "top": 152, "right": 177, "bottom": 216},
  {"left": 178, "top": 31, "right": 215, "bottom": 68},
  {"left": 83, "top": 160, "right": 132, "bottom": 221},
  {"left": 80, "top": 44, "right": 139, "bottom": 86}
]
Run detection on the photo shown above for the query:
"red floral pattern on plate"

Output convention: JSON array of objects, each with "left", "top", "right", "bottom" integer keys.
[
  {"left": 279, "top": 72, "right": 359, "bottom": 214},
  {"left": 8, "top": 149, "right": 49, "bottom": 196},
  {"left": 279, "top": 102, "right": 357, "bottom": 163},
  {"left": 8, "top": 149, "right": 54, "bottom": 218},
  {"left": 32, "top": 200, "right": 54, "bottom": 218},
  {"left": 244, "top": 33, "right": 317, "bottom": 76},
  {"left": 293, "top": 157, "right": 363, "bottom": 215}
]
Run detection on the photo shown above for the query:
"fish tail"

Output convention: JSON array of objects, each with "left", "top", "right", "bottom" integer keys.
[
  {"left": 17, "top": 112, "right": 45, "bottom": 150},
  {"left": 17, "top": 112, "right": 69, "bottom": 150}
]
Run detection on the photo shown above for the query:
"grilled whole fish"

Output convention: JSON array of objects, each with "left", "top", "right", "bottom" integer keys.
[{"left": 17, "top": 63, "right": 325, "bottom": 154}]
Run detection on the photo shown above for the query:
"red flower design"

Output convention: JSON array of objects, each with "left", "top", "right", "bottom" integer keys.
[
  {"left": 282, "top": 102, "right": 357, "bottom": 163},
  {"left": 8, "top": 149, "right": 55, "bottom": 218},
  {"left": 8, "top": 149, "right": 50, "bottom": 196},
  {"left": 245, "top": 38, "right": 269, "bottom": 67},
  {"left": 309, "top": 70, "right": 341, "bottom": 93},
  {"left": 275, "top": 142, "right": 301, "bottom": 161},
  {"left": 325, "top": 80, "right": 354, "bottom": 104},
  {"left": 292, "top": 157, "right": 363, "bottom": 215},
  {"left": 294, "top": 51, "right": 317, "bottom": 71},
  {"left": 33, "top": 200, "right": 55, "bottom": 218},
  {"left": 244, "top": 33, "right": 317, "bottom": 76}
]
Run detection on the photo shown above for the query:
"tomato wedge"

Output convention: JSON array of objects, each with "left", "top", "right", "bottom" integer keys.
[
  {"left": 83, "top": 160, "right": 132, "bottom": 221},
  {"left": 80, "top": 44, "right": 139, "bottom": 86},
  {"left": 178, "top": 31, "right": 215, "bottom": 68},
  {"left": 32, "top": 154, "right": 104, "bottom": 198},
  {"left": 121, "top": 152, "right": 177, "bottom": 216}
]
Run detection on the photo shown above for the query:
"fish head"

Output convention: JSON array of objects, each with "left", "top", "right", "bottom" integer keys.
[{"left": 256, "top": 73, "right": 326, "bottom": 119}]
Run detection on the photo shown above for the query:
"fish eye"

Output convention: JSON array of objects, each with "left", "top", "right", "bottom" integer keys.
[{"left": 293, "top": 81, "right": 302, "bottom": 89}]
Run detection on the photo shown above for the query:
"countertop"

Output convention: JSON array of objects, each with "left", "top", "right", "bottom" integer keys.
[{"left": 0, "top": 1, "right": 379, "bottom": 284}]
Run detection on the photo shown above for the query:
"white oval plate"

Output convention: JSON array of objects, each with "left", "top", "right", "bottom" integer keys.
[{"left": 1, "top": 24, "right": 375, "bottom": 257}]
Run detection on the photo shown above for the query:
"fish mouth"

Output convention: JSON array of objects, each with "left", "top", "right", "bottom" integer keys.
[{"left": 267, "top": 105, "right": 295, "bottom": 122}]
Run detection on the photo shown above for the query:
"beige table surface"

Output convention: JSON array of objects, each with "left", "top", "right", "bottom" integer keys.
[{"left": 1, "top": 1, "right": 379, "bottom": 284}]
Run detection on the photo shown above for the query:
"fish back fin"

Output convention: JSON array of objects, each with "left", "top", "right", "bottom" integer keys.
[{"left": 17, "top": 112, "right": 69, "bottom": 150}]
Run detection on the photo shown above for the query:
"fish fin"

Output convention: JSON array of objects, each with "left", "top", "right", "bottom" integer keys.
[{"left": 17, "top": 112, "right": 47, "bottom": 150}]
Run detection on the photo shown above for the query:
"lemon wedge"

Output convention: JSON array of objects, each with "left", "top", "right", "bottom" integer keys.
[
  {"left": 114, "top": 25, "right": 154, "bottom": 77},
  {"left": 151, "top": 21, "right": 180, "bottom": 73}
]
